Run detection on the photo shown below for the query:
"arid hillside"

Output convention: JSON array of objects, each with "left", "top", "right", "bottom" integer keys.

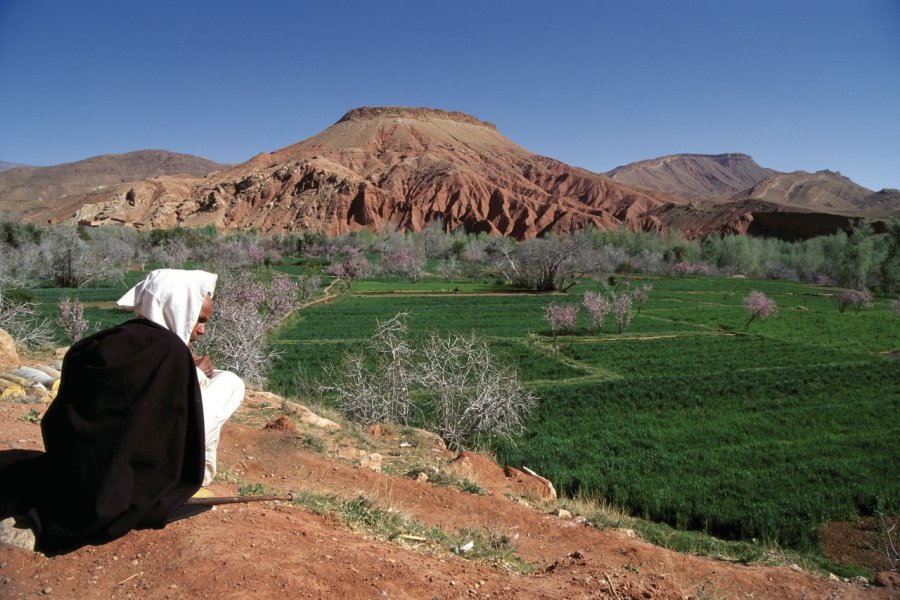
[
  {"left": 4, "top": 108, "right": 897, "bottom": 240},
  {"left": 0, "top": 161, "right": 29, "bottom": 173},
  {"left": 31, "top": 107, "right": 688, "bottom": 238},
  {"left": 727, "top": 170, "right": 900, "bottom": 217},
  {"left": 605, "top": 153, "right": 775, "bottom": 199},
  {"left": 0, "top": 150, "right": 223, "bottom": 216}
]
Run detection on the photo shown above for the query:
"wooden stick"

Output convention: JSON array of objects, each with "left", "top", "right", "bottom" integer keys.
[
  {"left": 114, "top": 572, "right": 143, "bottom": 586},
  {"left": 184, "top": 492, "right": 296, "bottom": 506}
]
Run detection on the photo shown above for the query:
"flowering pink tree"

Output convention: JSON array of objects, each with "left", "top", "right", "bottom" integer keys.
[
  {"left": 673, "top": 262, "right": 712, "bottom": 277},
  {"left": 743, "top": 291, "right": 777, "bottom": 331},
  {"left": 612, "top": 292, "right": 634, "bottom": 333},
  {"left": 327, "top": 247, "right": 371, "bottom": 288},
  {"left": 543, "top": 303, "right": 579, "bottom": 338},
  {"left": 380, "top": 246, "right": 425, "bottom": 282},
  {"left": 837, "top": 288, "right": 873, "bottom": 314},
  {"left": 57, "top": 296, "right": 89, "bottom": 343},
  {"left": 582, "top": 291, "right": 612, "bottom": 331},
  {"left": 631, "top": 283, "right": 653, "bottom": 315}
]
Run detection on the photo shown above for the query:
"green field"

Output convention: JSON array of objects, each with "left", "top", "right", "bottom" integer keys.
[
  {"left": 24, "top": 271, "right": 900, "bottom": 551},
  {"left": 269, "top": 274, "right": 900, "bottom": 550}
]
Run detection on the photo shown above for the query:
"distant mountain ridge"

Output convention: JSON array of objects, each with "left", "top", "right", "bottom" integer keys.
[
  {"left": 0, "top": 161, "right": 30, "bottom": 173},
  {"left": 605, "top": 153, "right": 776, "bottom": 199},
  {"left": 1, "top": 108, "right": 896, "bottom": 239},
  {"left": 727, "top": 169, "right": 900, "bottom": 217},
  {"left": 0, "top": 150, "right": 224, "bottom": 214}
]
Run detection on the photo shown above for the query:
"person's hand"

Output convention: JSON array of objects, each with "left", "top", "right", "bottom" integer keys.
[{"left": 194, "top": 354, "right": 214, "bottom": 378}]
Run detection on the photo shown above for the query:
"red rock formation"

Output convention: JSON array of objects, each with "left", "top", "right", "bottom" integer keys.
[
  {"left": 36, "top": 107, "right": 690, "bottom": 238},
  {"left": 15, "top": 108, "right": 896, "bottom": 239}
]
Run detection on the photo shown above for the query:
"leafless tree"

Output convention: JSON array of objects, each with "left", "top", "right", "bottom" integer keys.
[
  {"left": 322, "top": 313, "right": 537, "bottom": 450},
  {"left": 36, "top": 227, "right": 127, "bottom": 287},
  {"left": 321, "top": 312, "right": 415, "bottom": 425},
  {"left": 416, "top": 331, "right": 536, "bottom": 451},
  {"left": 197, "top": 272, "right": 298, "bottom": 387},
  {"left": 0, "top": 288, "right": 53, "bottom": 349},
  {"left": 150, "top": 238, "right": 192, "bottom": 269},
  {"left": 498, "top": 235, "right": 593, "bottom": 291},
  {"left": 420, "top": 217, "right": 454, "bottom": 259}
]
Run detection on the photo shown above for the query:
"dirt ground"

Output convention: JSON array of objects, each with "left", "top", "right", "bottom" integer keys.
[{"left": 1, "top": 395, "right": 896, "bottom": 600}]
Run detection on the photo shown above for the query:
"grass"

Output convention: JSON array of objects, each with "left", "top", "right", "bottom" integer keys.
[
  {"left": 270, "top": 273, "right": 900, "bottom": 556},
  {"left": 289, "top": 490, "right": 533, "bottom": 572},
  {"left": 20, "top": 267, "right": 899, "bottom": 569}
]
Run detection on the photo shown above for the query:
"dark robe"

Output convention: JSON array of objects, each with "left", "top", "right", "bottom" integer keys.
[{"left": 0, "top": 318, "right": 205, "bottom": 553}]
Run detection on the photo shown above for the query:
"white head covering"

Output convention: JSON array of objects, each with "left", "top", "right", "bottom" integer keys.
[{"left": 117, "top": 269, "right": 218, "bottom": 346}]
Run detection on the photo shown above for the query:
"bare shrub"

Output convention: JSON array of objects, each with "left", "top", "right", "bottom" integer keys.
[
  {"left": 417, "top": 331, "right": 536, "bottom": 451},
  {"left": 0, "top": 288, "right": 53, "bottom": 349},
  {"left": 435, "top": 258, "right": 460, "bottom": 281},
  {"left": 296, "top": 275, "right": 322, "bottom": 304},
  {"left": 150, "top": 238, "right": 192, "bottom": 269},
  {"left": 321, "top": 313, "right": 415, "bottom": 425},
  {"left": 322, "top": 313, "right": 537, "bottom": 451},
  {"left": 197, "top": 271, "right": 298, "bottom": 387}
]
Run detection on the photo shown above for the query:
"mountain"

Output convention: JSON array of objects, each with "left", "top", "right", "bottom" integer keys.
[
  {"left": 0, "top": 161, "right": 29, "bottom": 173},
  {"left": 606, "top": 153, "right": 775, "bottom": 199},
  {"left": 727, "top": 170, "right": 900, "bottom": 217},
  {"left": 34, "top": 107, "right": 689, "bottom": 237},
  {"left": 0, "top": 150, "right": 224, "bottom": 216},
  {"left": 5, "top": 108, "right": 896, "bottom": 239}
]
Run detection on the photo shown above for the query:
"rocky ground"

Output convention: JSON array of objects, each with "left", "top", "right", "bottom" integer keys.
[{"left": 1, "top": 358, "right": 897, "bottom": 599}]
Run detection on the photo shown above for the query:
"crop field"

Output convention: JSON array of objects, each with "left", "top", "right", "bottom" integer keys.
[
  {"left": 23, "top": 270, "right": 899, "bottom": 551},
  {"left": 269, "top": 274, "right": 900, "bottom": 550}
]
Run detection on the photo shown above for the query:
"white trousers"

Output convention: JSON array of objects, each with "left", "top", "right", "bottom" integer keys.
[{"left": 197, "top": 369, "right": 245, "bottom": 486}]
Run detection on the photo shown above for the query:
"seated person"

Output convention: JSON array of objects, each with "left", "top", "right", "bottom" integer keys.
[
  {"left": 0, "top": 269, "right": 243, "bottom": 554},
  {"left": 117, "top": 271, "right": 245, "bottom": 487}
]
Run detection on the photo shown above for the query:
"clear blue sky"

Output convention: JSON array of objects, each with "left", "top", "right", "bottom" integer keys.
[{"left": 1, "top": 0, "right": 898, "bottom": 190}]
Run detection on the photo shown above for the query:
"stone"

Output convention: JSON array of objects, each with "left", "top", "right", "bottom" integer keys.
[
  {"left": 337, "top": 446, "right": 359, "bottom": 461},
  {"left": 359, "top": 453, "right": 382, "bottom": 472},
  {"left": 263, "top": 416, "right": 296, "bottom": 433},
  {"left": 0, "top": 515, "right": 37, "bottom": 551},
  {"left": 415, "top": 472, "right": 429, "bottom": 483},
  {"left": 556, "top": 509, "right": 573, "bottom": 519},
  {"left": 406, "top": 427, "right": 446, "bottom": 450},
  {"left": 875, "top": 571, "right": 900, "bottom": 588},
  {"left": 0, "top": 381, "right": 26, "bottom": 401},
  {"left": 0, "top": 329, "right": 18, "bottom": 366},
  {"left": 12, "top": 366, "right": 55, "bottom": 387},
  {"left": 504, "top": 466, "right": 557, "bottom": 500},
  {"left": 281, "top": 400, "right": 340, "bottom": 430}
]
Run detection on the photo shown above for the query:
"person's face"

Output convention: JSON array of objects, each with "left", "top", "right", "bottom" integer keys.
[{"left": 189, "top": 295, "right": 214, "bottom": 346}]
